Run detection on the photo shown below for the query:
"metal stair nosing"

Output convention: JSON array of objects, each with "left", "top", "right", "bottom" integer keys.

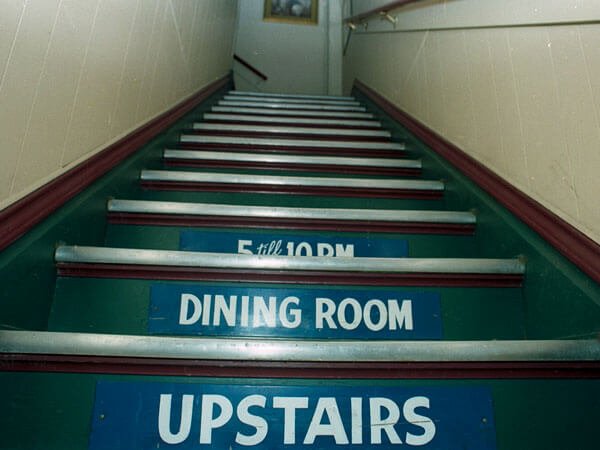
[
  {"left": 202, "top": 113, "right": 384, "bottom": 129},
  {"left": 107, "top": 199, "right": 476, "bottom": 234},
  {"left": 54, "top": 245, "right": 524, "bottom": 287},
  {"left": 139, "top": 170, "right": 444, "bottom": 199},
  {"left": 161, "top": 149, "right": 421, "bottom": 176}
]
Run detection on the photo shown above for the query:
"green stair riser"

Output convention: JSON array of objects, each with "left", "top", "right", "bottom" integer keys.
[
  {"left": 1, "top": 372, "right": 598, "bottom": 450},
  {"left": 104, "top": 224, "right": 478, "bottom": 257},
  {"left": 49, "top": 278, "right": 525, "bottom": 340}
]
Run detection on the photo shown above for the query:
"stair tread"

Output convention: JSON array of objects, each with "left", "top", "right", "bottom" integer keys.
[
  {"left": 163, "top": 149, "right": 418, "bottom": 168},
  {"left": 108, "top": 199, "right": 472, "bottom": 222},
  {"left": 223, "top": 94, "right": 361, "bottom": 106},
  {"left": 219, "top": 100, "right": 366, "bottom": 111},
  {"left": 140, "top": 170, "right": 441, "bottom": 189},
  {"left": 227, "top": 90, "right": 356, "bottom": 101},
  {"left": 203, "top": 112, "right": 382, "bottom": 127},
  {"left": 180, "top": 134, "right": 404, "bottom": 150},
  {"left": 192, "top": 122, "right": 391, "bottom": 137},
  {"left": 54, "top": 245, "right": 523, "bottom": 273},
  {"left": 212, "top": 105, "right": 374, "bottom": 118}
]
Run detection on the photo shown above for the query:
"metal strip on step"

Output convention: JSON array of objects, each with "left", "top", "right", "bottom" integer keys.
[
  {"left": 192, "top": 123, "right": 390, "bottom": 137},
  {"left": 223, "top": 95, "right": 361, "bottom": 106},
  {"left": 203, "top": 113, "right": 382, "bottom": 128},
  {"left": 180, "top": 135, "right": 405, "bottom": 151},
  {"left": 3, "top": 331, "right": 596, "bottom": 362},
  {"left": 212, "top": 106, "right": 374, "bottom": 118},
  {"left": 54, "top": 245, "right": 521, "bottom": 274},
  {"left": 163, "top": 150, "right": 419, "bottom": 169},
  {"left": 228, "top": 90, "right": 355, "bottom": 101},
  {"left": 218, "top": 100, "right": 366, "bottom": 112},
  {"left": 107, "top": 199, "right": 473, "bottom": 223},
  {"left": 140, "top": 170, "right": 441, "bottom": 190}
]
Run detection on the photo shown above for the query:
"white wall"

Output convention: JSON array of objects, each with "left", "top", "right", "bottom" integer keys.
[
  {"left": 234, "top": 0, "right": 342, "bottom": 95},
  {"left": 344, "top": 0, "right": 600, "bottom": 244},
  {"left": 0, "top": 0, "right": 237, "bottom": 212}
]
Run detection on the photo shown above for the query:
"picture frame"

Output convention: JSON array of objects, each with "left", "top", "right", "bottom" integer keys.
[{"left": 263, "top": 0, "right": 319, "bottom": 26}]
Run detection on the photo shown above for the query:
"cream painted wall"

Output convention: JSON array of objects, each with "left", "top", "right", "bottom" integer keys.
[
  {"left": 0, "top": 0, "right": 237, "bottom": 211},
  {"left": 234, "top": 0, "right": 342, "bottom": 95},
  {"left": 344, "top": 0, "right": 600, "bottom": 244}
]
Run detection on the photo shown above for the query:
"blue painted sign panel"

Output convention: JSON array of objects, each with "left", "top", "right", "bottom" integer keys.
[
  {"left": 149, "top": 284, "right": 442, "bottom": 340},
  {"left": 89, "top": 382, "right": 497, "bottom": 449},
  {"left": 179, "top": 231, "right": 408, "bottom": 257}
]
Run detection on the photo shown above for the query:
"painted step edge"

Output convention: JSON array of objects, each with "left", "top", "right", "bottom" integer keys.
[
  {"left": 162, "top": 150, "right": 420, "bottom": 169},
  {"left": 1, "top": 331, "right": 598, "bottom": 362},
  {"left": 140, "top": 170, "right": 441, "bottom": 190},
  {"left": 192, "top": 123, "right": 391, "bottom": 137},
  {"left": 218, "top": 101, "right": 366, "bottom": 112},
  {"left": 227, "top": 90, "right": 356, "bottom": 101},
  {"left": 212, "top": 106, "right": 374, "bottom": 119},
  {"left": 54, "top": 245, "right": 523, "bottom": 274},
  {"left": 107, "top": 199, "right": 472, "bottom": 223},
  {"left": 107, "top": 200, "right": 475, "bottom": 234},
  {"left": 179, "top": 135, "right": 405, "bottom": 151},
  {"left": 203, "top": 113, "right": 382, "bottom": 128},
  {"left": 223, "top": 95, "right": 361, "bottom": 106}
]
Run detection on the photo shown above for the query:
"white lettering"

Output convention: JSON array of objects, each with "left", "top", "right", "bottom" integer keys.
[
  {"left": 295, "top": 242, "right": 312, "bottom": 256},
  {"left": 253, "top": 296, "right": 277, "bottom": 328},
  {"left": 273, "top": 397, "right": 309, "bottom": 444},
  {"left": 179, "top": 294, "right": 202, "bottom": 325},
  {"left": 235, "top": 395, "right": 268, "bottom": 446},
  {"left": 241, "top": 295, "right": 249, "bottom": 327},
  {"left": 238, "top": 240, "right": 253, "bottom": 254},
  {"left": 351, "top": 397, "right": 363, "bottom": 444},
  {"left": 389, "top": 300, "right": 414, "bottom": 331},
  {"left": 304, "top": 398, "right": 348, "bottom": 444},
  {"left": 158, "top": 394, "right": 193, "bottom": 444},
  {"left": 199, "top": 395, "right": 233, "bottom": 444},
  {"left": 315, "top": 298, "right": 336, "bottom": 329},
  {"left": 337, "top": 298, "right": 361, "bottom": 330},
  {"left": 370, "top": 397, "right": 402, "bottom": 444},
  {"left": 317, "top": 243, "right": 334, "bottom": 257},
  {"left": 201, "top": 294, "right": 211, "bottom": 326},
  {"left": 403, "top": 396, "right": 435, "bottom": 446},
  {"left": 363, "top": 299, "right": 387, "bottom": 331},
  {"left": 335, "top": 243, "right": 354, "bottom": 257},
  {"left": 279, "top": 296, "right": 301, "bottom": 328},
  {"left": 213, "top": 295, "right": 237, "bottom": 327}
]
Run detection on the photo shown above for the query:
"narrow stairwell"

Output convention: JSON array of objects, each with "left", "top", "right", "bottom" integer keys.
[{"left": 1, "top": 87, "right": 599, "bottom": 449}]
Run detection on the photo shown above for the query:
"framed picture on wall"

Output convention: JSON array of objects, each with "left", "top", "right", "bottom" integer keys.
[{"left": 264, "top": 0, "right": 319, "bottom": 25}]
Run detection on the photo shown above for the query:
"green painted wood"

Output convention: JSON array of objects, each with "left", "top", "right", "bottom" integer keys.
[
  {"left": 0, "top": 372, "right": 598, "bottom": 450},
  {"left": 48, "top": 278, "right": 525, "bottom": 340},
  {"left": 104, "top": 224, "right": 478, "bottom": 256},
  {"left": 135, "top": 189, "right": 447, "bottom": 211}
]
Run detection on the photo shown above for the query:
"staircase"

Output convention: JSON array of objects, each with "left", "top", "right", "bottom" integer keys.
[{"left": 1, "top": 86, "right": 599, "bottom": 449}]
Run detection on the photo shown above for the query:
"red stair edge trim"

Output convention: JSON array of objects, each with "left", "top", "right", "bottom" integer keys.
[
  {"left": 55, "top": 263, "right": 524, "bottom": 288},
  {"left": 2, "top": 354, "right": 599, "bottom": 379},
  {"left": 0, "top": 74, "right": 231, "bottom": 253},
  {"left": 354, "top": 79, "right": 600, "bottom": 284}
]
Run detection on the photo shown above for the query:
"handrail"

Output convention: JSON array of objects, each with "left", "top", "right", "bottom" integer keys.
[
  {"left": 233, "top": 54, "right": 268, "bottom": 81},
  {"left": 344, "top": 0, "right": 428, "bottom": 27}
]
